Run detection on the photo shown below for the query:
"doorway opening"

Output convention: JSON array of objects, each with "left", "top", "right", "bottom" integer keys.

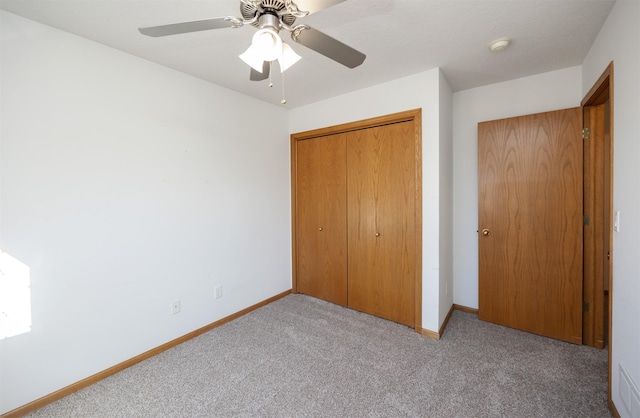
[{"left": 581, "top": 61, "right": 614, "bottom": 404}]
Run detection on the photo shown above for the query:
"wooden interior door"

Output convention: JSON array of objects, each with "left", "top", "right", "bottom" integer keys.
[
  {"left": 478, "top": 108, "right": 583, "bottom": 344},
  {"left": 296, "top": 133, "right": 348, "bottom": 306},
  {"left": 583, "top": 103, "right": 609, "bottom": 348},
  {"left": 347, "top": 121, "right": 416, "bottom": 327}
]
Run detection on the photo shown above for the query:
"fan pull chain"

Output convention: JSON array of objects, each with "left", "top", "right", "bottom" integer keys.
[
  {"left": 281, "top": 70, "right": 287, "bottom": 105},
  {"left": 268, "top": 61, "right": 273, "bottom": 88}
]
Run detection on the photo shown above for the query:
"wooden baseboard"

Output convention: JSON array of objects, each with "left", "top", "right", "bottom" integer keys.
[
  {"left": 417, "top": 327, "right": 440, "bottom": 339},
  {"left": 609, "top": 399, "right": 620, "bottom": 418},
  {"left": 453, "top": 304, "right": 479, "bottom": 315},
  {"left": 1, "top": 290, "right": 292, "bottom": 418},
  {"left": 416, "top": 304, "right": 478, "bottom": 340},
  {"left": 416, "top": 304, "right": 456, "bottom": 340}
]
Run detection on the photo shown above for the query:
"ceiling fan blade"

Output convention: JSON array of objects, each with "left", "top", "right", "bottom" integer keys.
[
  {"left": 250, "top": 61, "right": 270, "bottom": 81},
  {"left": 292, "top": 0, "right": 347, "bottom": 16},
  {"left": 139, "top": 17, "right": 237, "bottom": 37},
  {"left": 292, "top": 27, "right": 365, "bottom": 68}
]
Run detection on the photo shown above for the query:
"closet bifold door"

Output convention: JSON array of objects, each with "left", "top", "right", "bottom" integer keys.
[
  {"left": 346, "top": 121, "right": 417, "bottom": 327},
  {"left": 295, "top": 133, "right": 348, "bottom": 306}
]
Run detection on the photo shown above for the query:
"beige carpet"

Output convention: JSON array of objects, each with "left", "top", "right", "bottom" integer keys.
[{"left": 28, "top": 294, "right": 610, "bottom": 417}]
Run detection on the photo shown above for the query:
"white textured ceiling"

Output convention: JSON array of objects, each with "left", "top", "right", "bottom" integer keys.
[{"left": 0, "top": 0, "right": 615, "bottom": 108}]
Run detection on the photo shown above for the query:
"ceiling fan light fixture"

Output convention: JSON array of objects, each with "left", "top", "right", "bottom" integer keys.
[
  {"left": 240, "top": 26, "right": 302, "bottom": 73},
  {"left": 252, "top": 27, "right": 282, "bottom": 61},
  {"left": 239, "top": 44, "right": 266, "bottom": 72},
  {"left": 240, "top": 26, "right": 288, "bottom": 72},
  {"left": 279, "top": 42, "right": 301, "bottom": 72}
]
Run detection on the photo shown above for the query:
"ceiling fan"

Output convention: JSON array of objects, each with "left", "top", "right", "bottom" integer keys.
[{"left": 138, "top": 0, "right": 366, "bottom": 82}]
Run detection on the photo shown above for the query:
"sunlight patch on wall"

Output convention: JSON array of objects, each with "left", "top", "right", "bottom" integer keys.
[{"left": 0, "top": 250, "right": 32, "bottom": 340}]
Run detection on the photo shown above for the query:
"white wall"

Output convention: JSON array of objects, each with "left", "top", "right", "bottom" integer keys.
[
  {"left": 582, "top": 1, "right": 640, "bottom": 416},
  {"left": 438, "top": 71, "right": 454, "bottom": 325},
  {"left": 289, "top": 68, "right": 451, "bottom": 333},
  {"left": 451, "top": 66, "right": 582, "bottom": 309},
  {"left": 0, "top": 11, "right": 291, "bottom": 414}
]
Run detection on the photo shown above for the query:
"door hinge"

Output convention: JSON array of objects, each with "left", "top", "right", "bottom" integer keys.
[
  {"left": 583, "top": 215, "right": 590, "bottom": 226},
  {"left": 583, "top": 301, "right": 590, "bottom": 312},
  {"left": 582, "top": 128, "right": 591, "bottom": 140}
]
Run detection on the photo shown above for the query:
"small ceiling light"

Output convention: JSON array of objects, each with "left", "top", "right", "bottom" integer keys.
[{"left": 489, "top": 38, "right": 510, "bottom": 52}]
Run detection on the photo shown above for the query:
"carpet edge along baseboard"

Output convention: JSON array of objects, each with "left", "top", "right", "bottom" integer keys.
[
  {"left": 417, "top": 304, "right": 478, "bottom": 340},
  {"left": 1, "top": 289, "right": 293, "bottom": 418}
]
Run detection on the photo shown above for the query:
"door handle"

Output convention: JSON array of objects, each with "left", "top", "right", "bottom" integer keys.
[{"left": 481, "top": 228, "right": 491, "bottom": 236}]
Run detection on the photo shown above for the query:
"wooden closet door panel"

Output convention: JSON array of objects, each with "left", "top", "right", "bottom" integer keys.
[
  {"left": 347, "top": 121, "right": 416, "bottom": 326},
  {"left": 296, "top": 134, "right": 348, "bottom": 306}
]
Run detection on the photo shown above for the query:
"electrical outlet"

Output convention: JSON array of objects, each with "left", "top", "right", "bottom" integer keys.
[
  {"left": 214, "top": 285, "right": 222, "bottom": 299},
  {"left": 171, "top": 299, "right": 181, "bottom": 315}
]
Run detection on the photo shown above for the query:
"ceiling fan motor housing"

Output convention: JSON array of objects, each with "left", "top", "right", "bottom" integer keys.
[
  {"left": 257, "top": 13, "right": 281, "bottom": 33},
  {"left": 241, "top": 0, "right": 297, "bottom": 28}
]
